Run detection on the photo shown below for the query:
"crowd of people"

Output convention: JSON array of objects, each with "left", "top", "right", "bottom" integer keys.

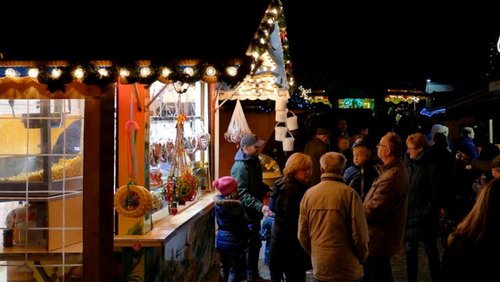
[{"left": 212, "top": 116, "right": 500, "bottom": 281}]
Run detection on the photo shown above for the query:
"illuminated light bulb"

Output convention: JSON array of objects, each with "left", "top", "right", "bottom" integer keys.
[
  {"left": 183, "top": 67, "right": 194, "bottom": 76},
  {"left": 161, "top": 68, "right": 171, "bottom": 77},
  {"left": 51, "top": 68, "right": 62, "bottom": 79},
  {"left": 205, "top": 66, "right": 216, "bottom": 76},
  {"left": 97, "top": 68, "right": 109, "bottom": 77},
  {"left": 259, "top": 38, "right": 266, "bottom": 44},
  {"left": 267, "top": 18, "right": 273, "bottom": 25},
  {"left": 73, "top": 67, "right": 85, "bottom": 79},
  {"left": 139, "top": 67, "right": 151, "bottom": 77},
  {"left": 271, "top": 8, "right": 278, "bottom": 14},
  {"left": 28, "top": 68, "right": 39, "bottom": 78},
  {"left": 119, "top": 68, "right": 130, "bottom": 77},
  {"left": 252, "top": 51, "right": 260, "bottom": 59},
  {"left": 226, "top": 66, "right": 237, "bottom": 77},
  {"left": 4, "top": 68, "right": 17, "bottom": 77}
]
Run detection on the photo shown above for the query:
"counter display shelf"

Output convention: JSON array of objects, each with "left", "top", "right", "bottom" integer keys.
[
  {"left": 114, "top": 191, "right": 216, "bottom": 281},
  {"left": 0, "top": 176, "right": 83, "bottom": 200}
]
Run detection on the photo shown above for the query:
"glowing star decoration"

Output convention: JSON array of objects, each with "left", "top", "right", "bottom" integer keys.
[{"left": 298, "top": 85, "right": 312, "bottom": 99}]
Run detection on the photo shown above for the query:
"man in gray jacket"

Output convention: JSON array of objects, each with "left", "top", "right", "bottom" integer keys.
[{"left": 298, "top": 152, "right": 369, "bottom": 281}]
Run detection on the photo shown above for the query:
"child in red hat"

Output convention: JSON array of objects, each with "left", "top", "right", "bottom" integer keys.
[{"left": 213, "top": 176, "right": 249, "bottom": 281}]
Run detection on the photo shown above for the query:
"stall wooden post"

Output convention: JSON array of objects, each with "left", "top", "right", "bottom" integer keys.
[{"left": 116, "top": 83, "right": 152, "bottom": 235}]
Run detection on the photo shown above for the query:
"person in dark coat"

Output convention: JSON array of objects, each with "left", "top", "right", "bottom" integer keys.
[
  {"left": 404, "top": 133, "right": 441, "bottom": 282},
  {"left": 428, "top": 132, "right": 459, "bottom": 247},
  {"left": 268, "top": 153, "right": 313, "bottom": 281},
  {"left": 441, "top": 177, "right": 500, "bottom": 281},
  {"left": 303, "top": 128, "right": 331, "bottom": 186},
  {"left": 230, "top": 134, "right": 272, "bottom": 281},
  {"left": 214, "top": 176, "right": 250, "bottom": 282},
  {"left": 51, "top": 119, "right": 82, "bottom": 163}
]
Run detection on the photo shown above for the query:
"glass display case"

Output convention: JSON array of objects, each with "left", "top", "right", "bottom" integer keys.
[
  {"left": 147, "top": 82, "right": 210, "bottom": 216},
  {"left": 0, "top": 98, "right": 84, "bottom": 251}
]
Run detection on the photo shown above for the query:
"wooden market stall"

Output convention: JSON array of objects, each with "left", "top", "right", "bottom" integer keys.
[{"left": 0, "top": 1, "right": 292, "bottom": 281}]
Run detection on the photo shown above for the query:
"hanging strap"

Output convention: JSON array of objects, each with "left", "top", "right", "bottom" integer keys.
[{"left": 125, "top": 120, "right": 140, "bottom": 183}]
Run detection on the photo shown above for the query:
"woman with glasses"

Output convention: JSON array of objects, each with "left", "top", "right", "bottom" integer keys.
[{"left": 404, "top": 132, "right": 442, "bottom": 282}]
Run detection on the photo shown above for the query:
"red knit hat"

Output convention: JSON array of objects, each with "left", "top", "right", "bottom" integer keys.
[{"left": 213, "top": 176, "right": 238, "bottom": 196}]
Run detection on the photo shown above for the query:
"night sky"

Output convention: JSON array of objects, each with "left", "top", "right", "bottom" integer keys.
[
  {"left": 283, "top": 2, "right": 499, "bottom": 90},
  {"left": 2, "top": 1, "right": 498, "bottom": 91}
]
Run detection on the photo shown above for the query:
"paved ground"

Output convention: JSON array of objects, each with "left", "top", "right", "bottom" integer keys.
[{"left": 204, "top": 240, "right": 445, "bottom": 281}]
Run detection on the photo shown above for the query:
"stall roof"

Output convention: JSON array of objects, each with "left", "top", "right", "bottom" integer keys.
[
  {"left": 0, "top": 1, "right": 270, "bottom": 62},
  {"left": 0, "top": 1, "right": 288, "bottom": 92}
]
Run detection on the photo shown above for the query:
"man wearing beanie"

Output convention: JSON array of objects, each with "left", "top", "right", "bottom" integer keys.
[
  {"left": 213, "top": 176, "right": 249, "bottom": 281},
  {"left": 231, "top": 133, "right": 271, "bottom": 281}
]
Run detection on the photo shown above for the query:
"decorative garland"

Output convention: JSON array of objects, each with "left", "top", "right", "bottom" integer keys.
[{"left": 0, "top": 58, "right": 252, "bottom": 93}]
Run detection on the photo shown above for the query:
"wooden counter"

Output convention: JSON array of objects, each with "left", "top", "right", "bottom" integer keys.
[
  {"left": 113, "top": 191, "right": 217, "bottom": 281},
  {"left": 114, "top": 191, "right": 216, "bottom": 247}
]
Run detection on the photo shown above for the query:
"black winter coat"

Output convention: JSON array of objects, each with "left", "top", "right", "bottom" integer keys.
[
  {"left": 268, "top": 176, "right": 311, "bottom": 272},
  {"left": 215, "top": 196, "right": 249, "bottom": 255},
  {"left": 404, "top": 149, "right": 440, "bottom": 240}
]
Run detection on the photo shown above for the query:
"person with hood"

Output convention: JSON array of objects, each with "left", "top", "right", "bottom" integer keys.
[
  {"left": 268, "top": 152, "right": 312, "bottom": 281},
  {"left": 427, "top": 123, "right": 449, "bottom": 147},
  {"left": 230, "top": 133, "right": 272, "bottom": 281}
]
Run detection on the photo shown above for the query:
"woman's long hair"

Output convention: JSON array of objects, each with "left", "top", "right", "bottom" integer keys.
[{"left": 448, "top": 177, "right": 500, "bottom": 247}]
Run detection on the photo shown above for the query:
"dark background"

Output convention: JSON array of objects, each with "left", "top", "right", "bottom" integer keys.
[{"left": 2, "top": 1, "right": 499, "bottom": 91}]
